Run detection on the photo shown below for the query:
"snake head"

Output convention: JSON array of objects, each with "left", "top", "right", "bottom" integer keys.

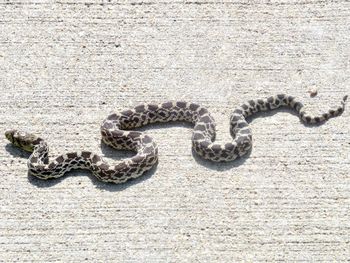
[{"left": 5, "top": 129, "right": 43, "bottom": 152}]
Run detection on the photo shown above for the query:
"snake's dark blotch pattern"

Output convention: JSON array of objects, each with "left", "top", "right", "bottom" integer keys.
[{"left": 5, "top": 94, "right": 348, "bottom": 184}]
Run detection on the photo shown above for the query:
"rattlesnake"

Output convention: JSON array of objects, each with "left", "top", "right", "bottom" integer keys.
[{"left": 5, "top": 94, "right": 347, "bottom": 184}]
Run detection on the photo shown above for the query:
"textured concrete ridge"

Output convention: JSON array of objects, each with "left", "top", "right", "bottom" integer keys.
[{"left": 0, "top": 1, "right": 349, "bottom": 262}]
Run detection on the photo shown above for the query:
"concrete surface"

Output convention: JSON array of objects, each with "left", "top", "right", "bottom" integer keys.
[{"left": 0, "top": 0, "right": 349, "bottom": 262}]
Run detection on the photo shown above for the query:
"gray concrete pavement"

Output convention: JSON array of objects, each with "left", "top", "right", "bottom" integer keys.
[{"left": 0, "top": 1, "right": 349, "bottom": 262}]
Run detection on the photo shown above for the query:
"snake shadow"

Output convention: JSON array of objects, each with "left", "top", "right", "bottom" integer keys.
[
  {"left": 4, "top": 106, "right": 326, "bottom": 189},
  {"left": 5, "top": 143, "right": 32, "bottom": 159},
  {"left": 5, "top": 142, "right": 157, "bottom": 191}
]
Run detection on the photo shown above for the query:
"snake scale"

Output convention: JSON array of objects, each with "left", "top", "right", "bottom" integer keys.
[{"left": 5, "top": 94, "right": 348, "bottom": 184}]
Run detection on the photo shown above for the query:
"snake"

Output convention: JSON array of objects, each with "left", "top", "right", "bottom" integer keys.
[{"left": 5, "top": 94, "right": 348, "bottom": 184}]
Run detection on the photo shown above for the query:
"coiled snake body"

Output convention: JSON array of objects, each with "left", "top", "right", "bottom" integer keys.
[{"left": 5, "top": 94, "right": 347, "bottom": 184}]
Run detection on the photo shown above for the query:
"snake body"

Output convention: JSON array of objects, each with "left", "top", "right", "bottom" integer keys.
[{"left": 5, "top": 94, "right": 347, "bottom": 184}]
